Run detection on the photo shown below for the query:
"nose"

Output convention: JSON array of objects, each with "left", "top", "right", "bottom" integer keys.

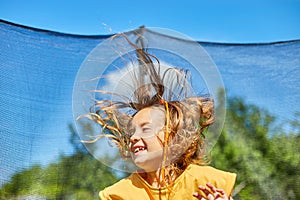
[{"left": 130, "top": 131, "right": 141, "bottom": 143}]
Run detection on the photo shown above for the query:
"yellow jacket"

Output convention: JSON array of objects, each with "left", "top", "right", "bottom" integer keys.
[{"left": 100, "top": 164, "right": 236, "bottom": 200}]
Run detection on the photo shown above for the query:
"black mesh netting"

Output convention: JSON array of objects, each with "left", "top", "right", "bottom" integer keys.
[{"left": 0, "top": 20, "right": 299, "bottom": 199}]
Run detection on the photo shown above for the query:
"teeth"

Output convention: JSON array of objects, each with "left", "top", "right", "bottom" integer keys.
[{"left": 134, "top": 147, "right": 145, "bottom": 153}]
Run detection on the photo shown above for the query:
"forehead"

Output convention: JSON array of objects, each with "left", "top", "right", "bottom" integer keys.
[{"left": 131, "top": 106, "right": 165, "bottom": 126}]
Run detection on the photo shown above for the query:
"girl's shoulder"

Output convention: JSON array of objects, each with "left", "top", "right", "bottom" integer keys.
[
  {"left": 183, "top": 164, "right": 237, "bottom": 196},
  {"left": 99, "top": 173, "right": 149, "bottom": 200}
]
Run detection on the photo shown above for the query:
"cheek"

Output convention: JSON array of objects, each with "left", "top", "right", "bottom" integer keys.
[
  {"left": 145, "top": 137, "right": 164, "bottom": 151},
  {"left": 157, "top": 130, "right": 165, "bottom": 143},
  {"left": 157, "top": 131, "right": 165, "bottom": 144}
]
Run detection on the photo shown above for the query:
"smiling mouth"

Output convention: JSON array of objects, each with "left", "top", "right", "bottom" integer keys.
[{"left": 133, "top": 146, "right": 147, "bottom": 154}]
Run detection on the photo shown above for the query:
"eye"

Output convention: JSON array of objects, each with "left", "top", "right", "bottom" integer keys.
[{"left": 142, "top": 127, "right": 151, "bottom": 132}]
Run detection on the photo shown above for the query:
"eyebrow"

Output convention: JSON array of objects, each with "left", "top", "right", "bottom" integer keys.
[{"left": 140, "top": 122, "right": 150, "bottom": 127}]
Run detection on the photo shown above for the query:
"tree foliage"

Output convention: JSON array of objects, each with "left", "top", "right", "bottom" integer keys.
[
  {"left": 0, "top": 125, "right": 119, "bottom": 200},
  {"left": 0, "top": 95, "right": 299, "bottom": 199},
  {"left": 211, "top": 96, "right": 300, "bottom": 199}
]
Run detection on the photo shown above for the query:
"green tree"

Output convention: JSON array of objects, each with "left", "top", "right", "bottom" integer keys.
[
  {"left": 267, "top": 113, "right": 300, "bottom": 199},
  {"left": 211, "top": 96, "right": 300, "bottom": 199},
  {"left": 0, "top": 124, "right": 119, "bottom": 200},
  {"left": 1, "top": 95, "right": 299, "bottom": 199}
]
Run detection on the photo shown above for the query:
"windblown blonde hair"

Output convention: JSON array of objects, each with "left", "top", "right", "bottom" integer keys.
[{"left": 83, "top": 32, "right": 215, "bottom": 183}]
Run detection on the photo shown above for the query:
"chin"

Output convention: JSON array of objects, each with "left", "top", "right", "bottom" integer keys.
[{"left": 133, "top": 153, "right": 163, "bottom": 172}]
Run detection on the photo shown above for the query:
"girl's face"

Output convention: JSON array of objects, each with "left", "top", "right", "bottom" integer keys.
[{"left": 129, "top": 106, "right": 166, "bottom": 172}]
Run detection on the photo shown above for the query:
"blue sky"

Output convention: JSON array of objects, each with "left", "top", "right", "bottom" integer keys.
[{"left": 1, "top": 0, "right": 300, "bottom": 43}]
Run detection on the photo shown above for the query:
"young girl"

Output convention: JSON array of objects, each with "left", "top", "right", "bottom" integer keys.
[{"left": 77, "top": 29, "right": 236, "bottom": 199}]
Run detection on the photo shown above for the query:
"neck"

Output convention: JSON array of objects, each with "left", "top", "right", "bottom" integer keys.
[
  {"left": 139, "top": 168, "right": 167, "bottom": 188},
  {"left": 138, "top": 167, "right": 179, "bottom": 188}
]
